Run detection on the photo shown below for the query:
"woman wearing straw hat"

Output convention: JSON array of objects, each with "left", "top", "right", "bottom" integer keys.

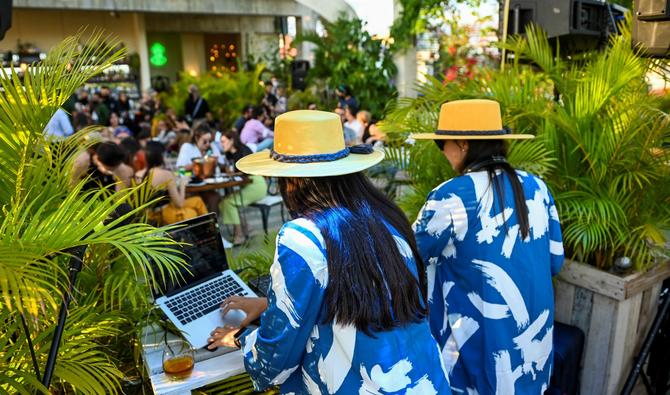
[
  {"left": 412, "top": 100, "right": 564, "bottom": 394},
  {"left": 207, "top": 110, "right": 451, "bottom": 394}
]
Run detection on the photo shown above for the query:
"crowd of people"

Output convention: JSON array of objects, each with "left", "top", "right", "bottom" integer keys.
[{"left": 46, "top": 80, "right": 385, "bottom": 246}]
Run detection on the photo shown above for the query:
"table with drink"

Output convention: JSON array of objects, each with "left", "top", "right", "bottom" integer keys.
[{"left": 140, "top": 325, "right": 245, "bottom": 394}]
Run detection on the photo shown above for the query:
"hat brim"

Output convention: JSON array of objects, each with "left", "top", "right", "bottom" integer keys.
[
  {"left": 411, "top": 132, "right": 535, "bottom": 140},
  {"left": 236, "top": 149, "right": 385, "bottom": 177}
]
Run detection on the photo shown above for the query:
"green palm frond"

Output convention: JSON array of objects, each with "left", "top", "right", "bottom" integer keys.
[{"left": 0, "top": 31, "right": 188, "bottom": 394}]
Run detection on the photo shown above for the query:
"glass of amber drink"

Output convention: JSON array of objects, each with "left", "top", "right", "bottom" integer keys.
[{"left": 162, "top": 339, "right": 195, "bottom": 380}]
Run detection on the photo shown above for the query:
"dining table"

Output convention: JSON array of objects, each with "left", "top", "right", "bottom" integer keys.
[{"left": 185, "top": 174, "right": 251, "bottom": 194}]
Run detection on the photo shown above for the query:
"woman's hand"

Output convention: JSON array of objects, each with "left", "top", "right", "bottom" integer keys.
[
  {"left": 220, "top": 296, "right": 268, "bottom": 327},
  {"left": 207, "top": 325, "right": 238, "bottom": 349}
]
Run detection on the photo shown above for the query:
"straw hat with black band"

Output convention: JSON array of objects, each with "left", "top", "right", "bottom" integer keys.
[
  {"left": 236, "top": 110, "right": 384, "bottom": 178},
  {"left": 411, "top": 99, "right": 534, "bottom": 141}
]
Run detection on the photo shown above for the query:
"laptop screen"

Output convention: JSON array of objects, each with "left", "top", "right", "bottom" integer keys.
[{"left": 153, "top": 213, "right": 229, "bottom": 298}]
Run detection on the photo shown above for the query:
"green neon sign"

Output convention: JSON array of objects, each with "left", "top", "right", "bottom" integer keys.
[{"left": 150, "top": 42, "right": 168, "bottom": 67}]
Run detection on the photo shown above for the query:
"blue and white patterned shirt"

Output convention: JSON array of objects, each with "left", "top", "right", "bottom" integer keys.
[
  {"left": 239, "top": 217, "right": 451, "bottom": 394},
  {"left": 413, "top": 170, "right": 564, "bottom": 395}
]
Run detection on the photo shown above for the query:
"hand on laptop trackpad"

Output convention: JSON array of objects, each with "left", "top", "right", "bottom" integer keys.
[{"left": 222, "top": 308, "right": 246, "bottom": 327}]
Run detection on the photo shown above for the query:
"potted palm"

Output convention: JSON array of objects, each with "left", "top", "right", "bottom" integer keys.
[
  {"left": 383, "top": 23, "right": 670, "bottom": 395},
  {"left": 0, "top": 31, "right": 186, "bottom": 393}
]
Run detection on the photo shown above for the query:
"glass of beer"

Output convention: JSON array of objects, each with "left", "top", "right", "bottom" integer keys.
[
  {"left": 203, "top": 156, "right": 218, "bottom": 178},
  {"left": 162, "top": 339, "right": 195, "bottom": 380},
  {"left": 191, "top": 158, "right": 203, "bottom": 180}
]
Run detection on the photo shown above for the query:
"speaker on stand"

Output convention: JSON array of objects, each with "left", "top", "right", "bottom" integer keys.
[
  {"left": 0, "top": 0, "right": 13, "bottom": 40},
  {"left": 290, "top": 60, "right": 309, "bottom": 91}
]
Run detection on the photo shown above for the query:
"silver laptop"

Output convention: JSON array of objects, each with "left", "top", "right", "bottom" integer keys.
[{"left": 152, "top": 213, "right": 257, "bottom": 349}]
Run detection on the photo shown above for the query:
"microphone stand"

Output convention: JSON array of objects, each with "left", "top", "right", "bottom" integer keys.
[{"left": 41, "top": 244, "right": 87, "bottom": 388}]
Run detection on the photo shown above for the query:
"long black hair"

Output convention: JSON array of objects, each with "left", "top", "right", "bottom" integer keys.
[
  {"left": 461, "top": 139, "right": 530, "bottom": 239},
  {"left": 220, "top": 129, "right": 246, "bottom": 153},
  {"left": 142, "top": 141, "right": 165, "bottom": 181},
  {"left": 279, "top": 173, "right": 428, "bottom": 335}
]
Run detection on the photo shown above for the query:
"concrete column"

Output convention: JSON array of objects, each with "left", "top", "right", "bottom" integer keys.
[
  {"left": 132, "top": 13, "right": 151, "bottom": 91},
  {"left": 299, "top": 12, "right": 318, "bottom": 65},
  {"left": 392, "top": 0, "right": 417, "bottom": 98}
]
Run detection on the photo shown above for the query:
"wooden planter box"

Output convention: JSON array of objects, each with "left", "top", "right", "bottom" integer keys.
[{"left": 553, "top": 260, "right": 670, "bottom": 395}]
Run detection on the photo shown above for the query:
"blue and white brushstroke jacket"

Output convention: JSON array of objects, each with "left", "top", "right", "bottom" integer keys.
[
  {"left": 238, "top": 217, "right": 452, "bottom": 395},
  {"left": 413, "top": 170, "right": 564, "bottom": 395}
]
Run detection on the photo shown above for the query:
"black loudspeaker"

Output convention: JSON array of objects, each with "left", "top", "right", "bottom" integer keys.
[
  {"left": 290, "top": 60, "right": 309, "bottom": 91},
  {"left": 633, "top": 0, "right": 670, "bottom": 57},
  {"left": 502, "top": 0, "right": 623, "bottom": 54},
  {"left": 0, "top": 0, "right": 12, "bottom": 40},
  {"left": 276, "top": 17, "right": 288, "bottom": 35},
  {"left": 150, "top": 75, "right": 170, "bottom": 93}
]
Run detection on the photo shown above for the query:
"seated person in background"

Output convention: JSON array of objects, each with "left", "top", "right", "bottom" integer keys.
[
  {"left": 104, "top": 112, "right": 122, "bottom": 138},
  {"left": 175, "top": 123, "right": 221, "bottom": 212},
  {"left": 44, "top": 108, "right": 74, "bottom": 138},
  {"left": 357, "top": 110, "right": 371, "bottom": 137},
  {"left": 240, "top": 106, "right": 274, "bottom": 152},
  {"left": 154, "top": 118, "right": 178, "bottom": 148},
  {"left": 274, "top": 85, "right": 288, "bottom": 115},
  {"left": 136, "top": 141, "right": 207, "bottom": 225},
  {"left": 363, "top": 120, "right": 386, "bottom": 146},
  {"left": 175, "top": 123, "right": 220, "bottom": 170},
  {"left": 112, "top": 126, "right": 132, "bottom": 144},
  {"left": 261, "top": 81, "right": 278, "bottom": 116},
  {"left": 344, "top": 104, "right": 363, "bottom": 144},
  {"left": 336, "top": 83, "right": 359, "bottom": 110},
  {"left": 119, "top": 136, "right": 147, "bottom": 172},
  {"left": 218, "top": 130, "right": 267, "bottom": 245},
  {"left": 137, "top": 130, "right": 151, "bottom": 149},
  {"left": 173, "top": 128, "right": 191, "bottom": 154},
  {"left": 233, "top": 104, "right": 254, "bottom": 133},
  {"left": 71, "top": 141, "right": 134, "bottom": 192},
  {"left": 335, "top": 107, "right": 357, "bottom": 146}
]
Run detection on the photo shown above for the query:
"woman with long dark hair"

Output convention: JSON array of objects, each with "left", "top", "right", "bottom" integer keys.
[
  {"left": 207, "top": 111, "right": 450, "bottom": 394},
  {"left": 135, "top": 141, "right": 207, "bottom": 225},
  {"left": 411, "top": 100, "right": 564, "bottom": 394}
]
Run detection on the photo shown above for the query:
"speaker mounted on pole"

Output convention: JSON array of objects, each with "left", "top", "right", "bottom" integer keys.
[{"left": 0, "top": 0, "right": 13, "bottom": 41}]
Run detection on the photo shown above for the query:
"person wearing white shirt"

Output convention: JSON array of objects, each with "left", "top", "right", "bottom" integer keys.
[
  {"left": 175, "top": 123, "right": 223, "bottom": 213},
  {"left": 45, "top": 108, "right": 74, "bottom": 138},
  {"left": 175, "top": 124, "right": 221, "bottom": 169},
  {"left": 343, "top": 105, "right": 363, "bottom": 145}
]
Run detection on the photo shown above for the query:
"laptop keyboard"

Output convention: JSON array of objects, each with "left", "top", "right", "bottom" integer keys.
[{"left": 165, "top": 275, "right": 247, "bottom": 325}]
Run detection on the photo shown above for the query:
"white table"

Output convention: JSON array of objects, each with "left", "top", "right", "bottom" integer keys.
[{"left": 141, "top": 326, "right": 246, "bottom": 395}]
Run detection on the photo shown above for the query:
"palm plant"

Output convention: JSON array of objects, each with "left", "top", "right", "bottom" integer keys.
[
  {"left": 383, "top": 22, "right": 670, "bottom": 270},
  {"left": 0, "top": 31, "right": 186, "bottom": 393}
]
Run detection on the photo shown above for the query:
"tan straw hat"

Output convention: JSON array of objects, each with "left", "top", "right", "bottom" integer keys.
[
  {"left": 411, "top": 99, "right": 534, "bottom": 140},
  {"left": 236, "top": 110, "right": 384, "bottom": 177}
]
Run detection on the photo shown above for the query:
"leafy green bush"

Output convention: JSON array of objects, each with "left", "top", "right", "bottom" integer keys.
[
  {"left": 298, "top": 14, "right": 397, "bottom": 118},
  {"left": 162, "top": 64, "right": 265, "bottom": 129},
  {"left": 0, "top": 32, "right": 185, "bottom": 393},
  {"left": 384, "top": 23, "right": 670, "bottom": 271}
]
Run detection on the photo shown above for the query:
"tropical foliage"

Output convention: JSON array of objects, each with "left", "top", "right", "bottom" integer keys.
[
  {"left": 383, "top": 23, "right": 670, "bottom": 271},
  {"left": 390, "top": 0, "right": 481, "bottom": 47},
  {"left": 162, "top": 64, "right": 266, "bottom": 129},
  {"left": 0, "top": 31, "right": 185, "bottom": 393},
  {"left": 298, "top": 15, "right": 397, "bottom": 118},
  {"left": 432, "top": 9, "right": 497, "bottom": 81}
]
